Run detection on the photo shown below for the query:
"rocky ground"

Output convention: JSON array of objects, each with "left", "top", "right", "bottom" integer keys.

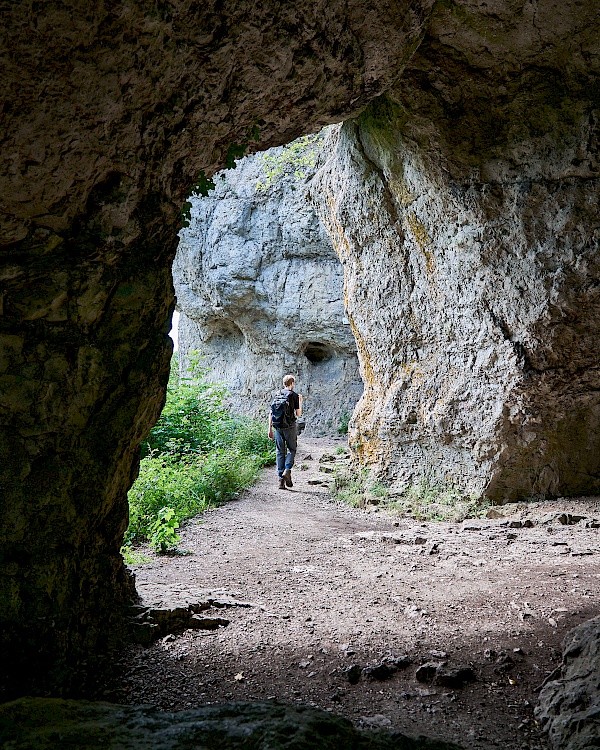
[{"left": 118, "top": 438, "right": 600, "bottom": 750}]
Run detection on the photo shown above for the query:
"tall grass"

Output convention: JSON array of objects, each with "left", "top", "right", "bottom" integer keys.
[{"left": 124, "top": 355, "right": 274, "bottom": 548}]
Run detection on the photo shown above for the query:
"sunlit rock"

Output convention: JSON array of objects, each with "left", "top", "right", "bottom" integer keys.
[
  {"left": 312, "top": 4, "right": 600, "bottom": 501},
  {"left": 174, "top": 136, "right": 362, "bottom": 434}
]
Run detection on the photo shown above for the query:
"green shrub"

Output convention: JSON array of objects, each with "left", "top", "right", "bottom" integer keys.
[
  {"left": 125, "top": 355, "right": 275, "bottom": 548},
  {"left": 150, "top": 507, "right": 180, "bottom": 552},
  {"left": 141, "top": 367, "right": 228, "bottom": 459},
  {"left": 337, "top": 411, "right": 350, "bottom": 435}
]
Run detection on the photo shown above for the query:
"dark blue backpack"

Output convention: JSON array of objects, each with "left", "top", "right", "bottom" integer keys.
[{"left": 270, "top": 390, "right": 295, "bottom": 428}]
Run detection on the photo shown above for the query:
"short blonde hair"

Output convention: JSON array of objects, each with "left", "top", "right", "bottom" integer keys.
[{"left": 283, "top": 374, "right": 295, "bottom": 388}]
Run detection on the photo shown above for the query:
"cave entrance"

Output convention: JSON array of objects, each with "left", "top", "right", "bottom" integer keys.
[{"left": 303, "top": 341, "right": 333, "bottom": 364}]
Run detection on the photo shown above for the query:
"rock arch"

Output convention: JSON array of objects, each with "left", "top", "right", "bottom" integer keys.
[{"left": 1, "top": 0, "right": 598, "bottom": 701}]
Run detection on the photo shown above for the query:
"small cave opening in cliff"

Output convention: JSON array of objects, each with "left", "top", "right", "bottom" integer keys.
[
  {"left": 303, "top": 340, "right": 333, "bottom": 364},
  {"left": 206, "top": 318, "right": 245, "bottom": 349}
]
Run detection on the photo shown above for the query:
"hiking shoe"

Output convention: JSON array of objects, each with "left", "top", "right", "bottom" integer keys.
[
  {"left": 278, "top": 476, "right": 287, "bottom": 490},
  {"left": 283, "top": 468, "right": 293, "bottom": 487}
]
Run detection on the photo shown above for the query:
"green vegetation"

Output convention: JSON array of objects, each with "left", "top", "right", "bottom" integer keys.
[
  {"left": 150, "top": 506, "right": 181, "bottom": 552},
  {"left": 256, "top": 132, "right": 324, "bottom": 191},
  {"left": 120, "top": 547, "right": 151, "bottom": 566},
  {"left": 124, "top": 354, "right": 275, "bottom": 553},
  {"left": 330, "top": 468, "right": 389, "bottom": 509},
  {"left": 331, "top": 467, "right": 488, "bottom": 522},
  {"left": 388, "top": 472, "right": 488, "bottom": 522},
  {"left": 337, "top": 411, "right": 350, "bottom": 435},
  {"left": 181, "top": 120, "right": 265, "bottom": 226},
  {"left": 335, "top": 446, "right": 348, "bottom": 455}
]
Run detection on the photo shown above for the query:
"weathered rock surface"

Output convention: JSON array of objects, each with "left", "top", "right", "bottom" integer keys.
[
  {"left": 0, "top": 697, "right": 462, "bottom": 750},
  {"left": 312, "top": 3, "right": 600, "bottom": 501},
  {"left": 2, "top": 0, "right": 600, "bottom": 704},
  {"left": 128, "top": 587, "right": 255, "bottom": 645},
  {"left": 174, "top": 136, "right": 362, "bottom": 434},
  {"left": 536, "top": 616, "right": 600, "bottom": 750},
  {"left": 0, "top": 1, "right": 429, "bottom": 697}
]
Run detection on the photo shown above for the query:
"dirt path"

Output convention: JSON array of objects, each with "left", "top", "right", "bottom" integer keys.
[{"left": 121, "top": 437, "right": 600, "bottom": 749}]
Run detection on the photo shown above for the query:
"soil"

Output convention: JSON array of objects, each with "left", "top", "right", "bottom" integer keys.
[{"left": 119, "top": 437, "right": 600, "bottom": 749}]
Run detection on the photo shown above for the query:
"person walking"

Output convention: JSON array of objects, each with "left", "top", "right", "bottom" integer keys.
[{"left": 268, "top": 374, "right": 303, "bottom": 489}]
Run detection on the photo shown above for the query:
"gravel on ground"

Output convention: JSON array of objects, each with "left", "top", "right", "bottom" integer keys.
[{"left": 119, "top": 437, "right": 600, "bottom": 750}]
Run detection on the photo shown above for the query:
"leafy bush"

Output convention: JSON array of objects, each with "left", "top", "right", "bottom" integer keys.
[
  {"left": 141, "top": 370, "right": 229, "bottom": 459},
  {"left": 150, "top": 507, "right": 180, "bottom": 552},
  {"left": 124, "top": 355, "right": 274, "bottom": 549},
  {"left": 337, "top": 411, "right": 350, "bottom": 435}
]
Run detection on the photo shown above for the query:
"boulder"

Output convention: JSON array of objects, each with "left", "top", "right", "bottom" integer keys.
[
  {"left": 0, "top": 697, "right": 462, "bottom": 750},
  {"left": 536, "top": 616, "right": 600, "bottom": 750}
]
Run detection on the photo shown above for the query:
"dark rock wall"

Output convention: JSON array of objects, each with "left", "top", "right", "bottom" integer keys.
[
  {"left": 0, "top": 1, "right": 429, "bottom": 697},
  {"left": 536, "top": 615, "right": 600, "bottom": 750}
]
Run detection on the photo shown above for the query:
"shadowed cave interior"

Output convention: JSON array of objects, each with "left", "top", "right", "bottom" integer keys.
[{"left": 1, "top": 1, "right": 599, "bottom": 748}]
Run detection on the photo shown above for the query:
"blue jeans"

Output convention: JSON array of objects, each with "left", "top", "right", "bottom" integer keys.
[{"left": 275, "top": 423, "right": 298, "bottom": 477}]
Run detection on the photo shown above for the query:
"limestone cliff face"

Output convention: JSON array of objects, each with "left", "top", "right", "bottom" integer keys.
[
  {"left": 174, "top": 138, "right": 362, "bottom": 434},
  {"left": 312, "top": 6, "right": 600, "bottom": 501}
]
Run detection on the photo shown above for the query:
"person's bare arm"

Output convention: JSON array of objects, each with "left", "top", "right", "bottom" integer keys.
[
  {"left": 268, "top": 411, "right": 274, "bottom": 439},
  {"left": 296, "top": 394, "right": 303, "bottom": 417}
]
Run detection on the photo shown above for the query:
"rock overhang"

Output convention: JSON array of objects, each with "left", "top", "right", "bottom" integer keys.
[{"left": 0, "top": 0, "right": 598, "bottom": 712}]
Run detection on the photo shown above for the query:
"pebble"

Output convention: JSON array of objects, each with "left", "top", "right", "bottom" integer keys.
[{"left": 361, "top": 715, "right": 392, "bottom": 728}]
